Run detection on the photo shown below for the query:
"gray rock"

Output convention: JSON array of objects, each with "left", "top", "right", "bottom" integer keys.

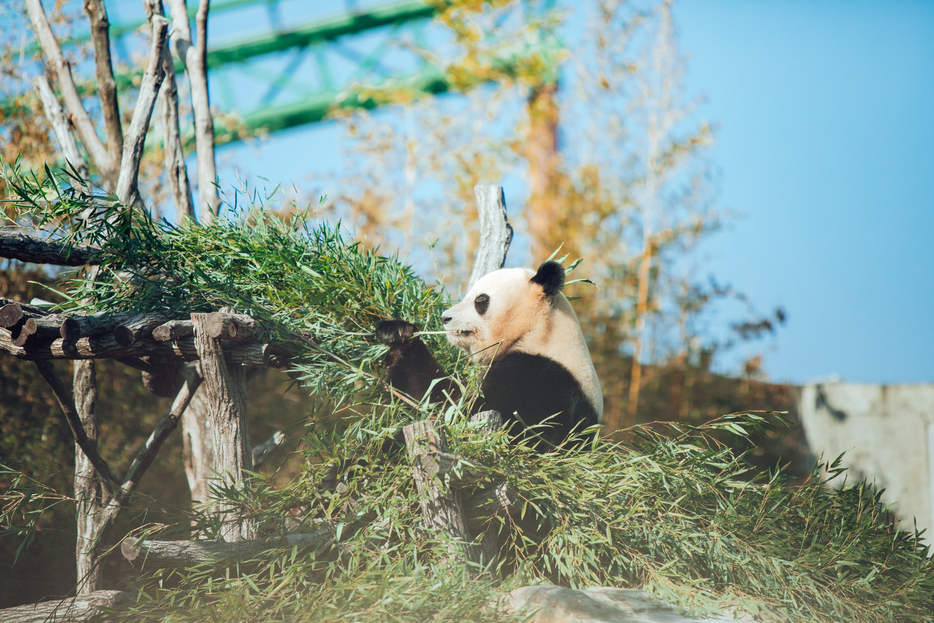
[{"left": 502, "top": 584, "right": 757, "bottom": 623}]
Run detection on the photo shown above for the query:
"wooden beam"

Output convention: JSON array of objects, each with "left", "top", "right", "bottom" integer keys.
[
  {"left": 120, "top": 531, "right": 332, "bottom": 569},
  {"left": 0, "top": 231, "right": 100, "bottom": 266}
]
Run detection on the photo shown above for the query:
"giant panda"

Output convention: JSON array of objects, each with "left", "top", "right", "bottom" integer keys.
[{"left": 377, "top": 261, "right": 603, "bottom": 448}]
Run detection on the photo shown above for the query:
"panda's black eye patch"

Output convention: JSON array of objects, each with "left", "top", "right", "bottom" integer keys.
[{"left": 474, "top": 293, "right": 490, "bottom": 315}]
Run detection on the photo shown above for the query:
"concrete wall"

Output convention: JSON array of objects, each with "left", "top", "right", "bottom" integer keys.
[{"left": 799, "top": 383, "right": 934, "bottom": 548}]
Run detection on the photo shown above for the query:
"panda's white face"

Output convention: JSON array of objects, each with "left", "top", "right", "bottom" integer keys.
[
  {"left": 441, "top": 268, "right": 536, "bottom": 362},
  {"left": 441, "top": 263, "right": 604, "bottom": 421}
]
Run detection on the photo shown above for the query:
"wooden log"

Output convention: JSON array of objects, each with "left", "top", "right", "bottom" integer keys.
[
  {"left": 468, "top": 185, "right": 514, "bottom": 290},
  {"left": 403, "top": 420, "right": 488, "bottom": 570},
  {"left": 11, "top": 316, "right": 64, "bottom": 347},
  {"left": 0, "top": 589, "right": 136, "bottom": 623},
  {"left": 60, "top": 312, "right": 137, "bottom": 340},
  {"left": 9, "top": 317, "right": 36, "bottom": 347},
  {"left": 0, "top": 300, "right": 60, "bottom": 331},
  {"left": 467, "top": 410, "right": 504, "bottom": 565},
  {"left": 192, "top": 312, "right": 254, "bottom": 542},
  {"left": 165, "top": 340, "right": 285, "bottom": 368},
  {"left": 0, "top": 230, "right": 101, "bottom": 266},
  {"left": 200, "top": 311, "right": 260, "bottom": 343},
  {"left": 121, "top": 530, "right": 333, "bottom": 569},
  {"left": 0, "top": 303, "right": 24, "bottom": 328},
  {"left": 0, "top": 328, "right": 286, "bottom": 368},
  {"left": 152, "top": 319, "right": 194, "bottom": 341},
  {"left": 114, "top": 312, "right": 169, "bottom": 347}
]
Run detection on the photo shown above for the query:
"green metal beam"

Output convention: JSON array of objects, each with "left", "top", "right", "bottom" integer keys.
[
  {"left": 214, "top": 63, "right": 449, "bottom": 144},
  {"left": 205, "top": 0, "right": 433, "bottom": 66},
  {"left": 4, "top": 1, "right": 436, "bottom": 113}
]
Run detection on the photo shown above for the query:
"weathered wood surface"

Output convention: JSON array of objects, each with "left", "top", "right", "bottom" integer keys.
[
  {"left": 60, "top": 312, "right": 138, "bottom": 340},
  {"left": 464, "top": 481, "right": 521, "bottom": 535},
  {"left": 0, "top": 231, "right": 100, "bottom": 266},
  {"left": 0, "top": 590, "right": 136, "bottom": 623},
  {"left": 10, "top": 316, "right": 65, "bottom": 347},
  {"left": 404, "top": 419, "right": 490, "bottom": 570},
  {"left": 0, "top": 299, "right": 53, "bottom": 327},
  {"left": 152, "top": 319, "right": 194, "bottom": 341},
  {"left": 468, "top": 185, "right": 514, "bottom": 291},
  {"left": 201, "top": 311, "right": 260, "bottom": 343},
  {"left": 0, "top": 327, "right": 286, "bottom": 368},
  {"left": 113, "top": 312, "right": 169, "bottom": 346},
  {"left": 121, "top": 531, "right": 332, "bottom": 569},
  {"left": 192, "top": 312, "right": 254, "bottom": 542}
]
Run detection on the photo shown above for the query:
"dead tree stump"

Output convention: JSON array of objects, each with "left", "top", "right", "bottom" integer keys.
[
  {"left": 403, "top": 419, "right": 491, "bottom": 573},
  {"left": 192, "top": 312, "right": 254, "bottom": 542}
]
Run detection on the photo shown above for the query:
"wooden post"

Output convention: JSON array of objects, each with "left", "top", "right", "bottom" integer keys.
[
  {"left": 469, "top": 410, "right": 503, "bottom": 567},
  {"left": 192, "top": 312, "right": 254, "bottom": 541},
  {"left": 403, "top": 420, "right": 489, "bottom": 572}
]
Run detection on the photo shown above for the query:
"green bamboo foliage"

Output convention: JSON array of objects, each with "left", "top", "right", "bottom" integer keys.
[{"left": 3, "top": 170, "right": 933, "bottom": 621}]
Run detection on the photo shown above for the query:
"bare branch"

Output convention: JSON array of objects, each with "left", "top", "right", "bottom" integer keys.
[
  {"left": 168, "top": 0, "right": 219, "bottom": 222},
  {"left": 30, "top": 74, "right": 90, "bottom": 185},
  {"left": 25, "top": 0, "right": 116, "bottom": 182},
  {"left": 161, "top": 45, "right": 196, "bottom": 221},
  {"left": 116, "top": 364, "right": 202, "bottom": 502},
  {"left": 121, "top": 531, "right": 333, "bottom": 569},
  {"left": 83, "top": 0, "right": 123, "bottom": 162},
  {"left": 0, "top": 230, "right": 100, "bottom": 265},
  {"left": 115, "top": 14, "right": 169, "bottom": 206},
  {"left": 33, "top": 360, "right": 122, "bottom": 485}
]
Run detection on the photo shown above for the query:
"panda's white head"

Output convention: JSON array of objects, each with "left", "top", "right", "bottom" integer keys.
[{"left": 441, "top": 261, "right": 604, "bottom": 419}]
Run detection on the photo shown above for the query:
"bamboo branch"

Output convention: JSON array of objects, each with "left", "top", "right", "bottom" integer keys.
[
  {"left": 115, "top": 13, "right": 169, "bottom": 207},
  {"left": 0, "top": 230, "right": 100, "bottom": 265},
  {"left": 33, "top": 360, "right": 122, "bottom": 485},
  {"left": 83, "top": 0, "right": 123, "bottom": 162},
  {"left": 30, "top": 74, "right": 90, "bottom": 186},
  {"left": 25, "top": 0, "right": 116, "bottom": 182},
  {"left": 167, "top": 0, "right": 219, "bottom": 222}
]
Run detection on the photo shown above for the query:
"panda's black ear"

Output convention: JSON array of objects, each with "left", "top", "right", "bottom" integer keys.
[{"left": 530, "top": 261, "right": 565, "bottom": 298}]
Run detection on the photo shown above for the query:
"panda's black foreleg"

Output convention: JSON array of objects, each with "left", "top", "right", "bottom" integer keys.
[{"left": 376, "top": 319, "right": 458, "bottom": 404}]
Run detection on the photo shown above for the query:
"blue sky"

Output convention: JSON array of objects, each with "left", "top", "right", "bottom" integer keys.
[
  {"left": 32, "top": 0, "right": 932, "bottom": 386},
  {"left": 673, "top": 0, "right": 934, "bottom": 384},
  {"left": 210, "top": 1, "right": 933, "bottom": 385}
]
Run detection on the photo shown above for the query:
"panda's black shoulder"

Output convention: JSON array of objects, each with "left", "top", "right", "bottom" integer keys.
[{"left": 480, "top": 352, "right": 598, "bottom": 443}]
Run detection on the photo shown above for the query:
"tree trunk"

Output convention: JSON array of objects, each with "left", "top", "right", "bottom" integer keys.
[
  {"left": 403, "top": 420, "right": 489, "bottom": 572},
  {"left": 73, "top": 360, "right": 103, "bottom": 594},
  {"left": 191, "top": 313, "right": 253, "bottom": 541},
  {"left": 526, "top": 83, "right": 563, "bottom": 262},
  {"left": 182, "top": 383, "right": 215, "bottom": 508}
]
